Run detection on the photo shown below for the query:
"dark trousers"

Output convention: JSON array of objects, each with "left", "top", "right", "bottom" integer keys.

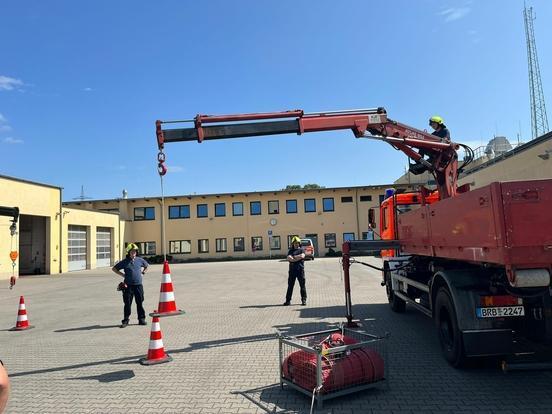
[
  {"left": 122, "top": 284, "right": 145, "bottom": 322},
  {"left": 286, "top": 270, "right": 307, "bottom": 302}
]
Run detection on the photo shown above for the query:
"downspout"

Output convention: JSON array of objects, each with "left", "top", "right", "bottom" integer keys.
[
  {"left": 59, "top": 189, "right": 63, "bottom": 273},
  {"left": 355, "top": 188, "right": 360, "bottom": 240}
]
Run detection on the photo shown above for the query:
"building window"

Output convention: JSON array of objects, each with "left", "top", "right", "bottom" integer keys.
[
  {"left": 268, "top": 200, "right": 279, "bottom": 214},
  {"left": 215, "top": 203, "right": 226, "bottom": 217},
  {"left": 234, "top": 237, "right": 245, "bottom": 252},
  {"left": 134, "top": 207, "right": 155, "bottom": 221},
  {"left": 250, "top": 201, "right": 261, "bottom": 215},
  {"left": 232, "top": 202, "right": 243, "bottom": 216},
  {"left": 270, "top": 235, "right": 281, "bottom": 250},
  {"left": 322, "top": 198, "right": 334, "bottom": 212},
  {"left": 379, "top": 194, "right": 386, "bottom": 204},
  {"left": 304, "top": 198, "right": 316, "bottom": 213},
  {"left": 341, "top": 196, "right": 353, "bottom": 203},
  {"left": 362, "top": 231, "right": 375, "bottom": 240},
  {"left": 360, "top": 195, "right": 372, "bottom": 202},
  {"left": 169, "top": 240, "right": 191, "bottom": 254},
  {"left": 286, "top": 199, "right": 298, "bottom": 213},
  {"left": 343, "top": 233, "right": 355, "bottom": 242},
  {"left": 198, "top": 239, "right": 209, "bottom": 253},
  {"left": 287, "top": 235, "right": 300, "bottom": 248},
  {"left": 136, "top": 241, "right": 156, "bottom": 255},
  {"left": 251, "top": 236, "right": 263, "bottom": 251},
  {"left": 197, "top": 204, "right": 208, "bottom": 218},
  {"left": 325, "top": 233, "right": 336, "bottom": 248},
  {"left": 216, "top": 238, "right": 227, "bottom": 252},
  {"left": 169, "top": 205, "right": 190, "bottom": 219}
]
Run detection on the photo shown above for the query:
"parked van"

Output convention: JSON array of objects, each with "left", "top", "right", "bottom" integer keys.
[{"left": 300, "top": 238, "right": 315, "bottom": 260}]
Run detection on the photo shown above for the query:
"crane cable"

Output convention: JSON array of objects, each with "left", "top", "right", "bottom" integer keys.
[{"left": 9, "top": 220, "right": 18, "bottom": 289}]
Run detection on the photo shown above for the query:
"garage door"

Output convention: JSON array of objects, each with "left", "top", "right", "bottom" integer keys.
[
  {"left": 96, "top": 227, "right": 111, "bottom": 268},
  {"left": 68, "top": 225, "right": 87, "bottom": 271}
]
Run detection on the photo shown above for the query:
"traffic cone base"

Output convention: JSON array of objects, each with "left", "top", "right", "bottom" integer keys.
[
  {"left": 149, "top": 309, "right": 185, "bottom": 318},
  {"left": 10, "top": 325, "right": 34, "bottom": 331},
  {"left": 139, "top": 354, "right": 172, "bottom": 366},
  {"left": 153, "top": 261, "right": 185, "bottom": 318}
]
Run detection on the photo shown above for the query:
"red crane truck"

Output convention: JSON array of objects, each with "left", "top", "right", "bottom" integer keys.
[{"left": 155, "top": 107, "right": 552, "bottom": 368}]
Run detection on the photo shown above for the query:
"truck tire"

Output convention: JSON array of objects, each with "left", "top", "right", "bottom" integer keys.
[
  {"left": 435, "top": 287, "right": 466, "bottom": 367},
  {"left": 385, "top": 269, "right": 406, "bottom": 313}
]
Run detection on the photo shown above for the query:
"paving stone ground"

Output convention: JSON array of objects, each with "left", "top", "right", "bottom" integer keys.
[{"left": 1, "top": 257, "right": 552, "bottom": 413}]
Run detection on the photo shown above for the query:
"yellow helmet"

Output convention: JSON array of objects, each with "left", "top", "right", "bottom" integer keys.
[
  {"left": 291, "top": 236, "right": 301, "bottom": 244},
  {"left": 429, "top": 115, "right": 444, "bottom": 125},
  {"left": 126, "top": 243, "right": 139, "bottom": 254}
]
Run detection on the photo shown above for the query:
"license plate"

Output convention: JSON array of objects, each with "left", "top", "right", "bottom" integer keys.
[{"left": 476, "top": 306, "right": 525, "bottom": 318}]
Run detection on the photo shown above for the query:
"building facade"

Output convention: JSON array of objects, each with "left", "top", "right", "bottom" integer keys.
[{"left": 65, "top": 184, "right": 412, "bottom": 261}]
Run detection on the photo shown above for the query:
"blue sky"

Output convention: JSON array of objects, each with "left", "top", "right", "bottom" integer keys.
[{"left": 1, "top": 1, "right": 550, "bottom": 201}]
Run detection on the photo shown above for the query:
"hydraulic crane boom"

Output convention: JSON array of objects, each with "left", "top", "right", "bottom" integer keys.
[{"left": 155, "top": 107, "right": 462, "bottom": 199}]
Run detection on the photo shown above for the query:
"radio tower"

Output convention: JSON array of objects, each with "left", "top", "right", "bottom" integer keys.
[{"left": 524, "top": 5, "right": 549, "bottom": 139}]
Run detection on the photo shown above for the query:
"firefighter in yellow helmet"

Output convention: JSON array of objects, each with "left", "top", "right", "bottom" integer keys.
[
  {"left": 283, "top": 236, "right": 307, "bottom": 306},
  {"left": 428, "top": 115, "right": 450, "bottom": 141},
  {"left": 112, "top": 243, "right": 149, "bottom": 327}
]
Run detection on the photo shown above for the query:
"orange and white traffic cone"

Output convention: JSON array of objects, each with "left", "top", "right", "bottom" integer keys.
[
  {"left": 10, "top": 296, "right": 34, "bottom": 331},
  {"left": 150, "top": 261, "right": 185, "bottom": 317},
  {"left": 139, "top": 313, "right": 172, "bottom": 365}
]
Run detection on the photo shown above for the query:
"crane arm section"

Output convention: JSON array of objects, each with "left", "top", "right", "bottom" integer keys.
[{"left": 156, "top": 107, "right": 460, "bottom": 199}]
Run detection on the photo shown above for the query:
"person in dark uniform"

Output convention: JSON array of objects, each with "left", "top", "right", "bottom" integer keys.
[
  {"left": 409, "top": 115, "right": 451, "bottom": 175},
  {"left": 283, "top": 236, "right": 307, "bottom": 306},
  {"left": 112, "top": 243, "right": 149, "bottom": 328}
]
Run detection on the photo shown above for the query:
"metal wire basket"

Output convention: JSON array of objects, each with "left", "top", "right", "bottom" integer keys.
[{"left": 278, "top": 327, "right": 388, "bottom": 409}]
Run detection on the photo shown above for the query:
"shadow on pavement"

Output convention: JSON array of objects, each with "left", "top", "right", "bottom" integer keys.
[
  {"left": 240, "top": 304, "right": 286, "bottom": 309},
  {"left": 54, "top": 324, "right": 121, "bottom": 332},
  {"left": 67, "top": 369, "right": 135, "bottom": 382}
]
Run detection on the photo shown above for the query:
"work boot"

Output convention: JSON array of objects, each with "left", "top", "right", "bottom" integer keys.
[
  {"left": 120, "top": 320, "right": 129, "bottom": 328},
  {"left": 283, "top": 301, "right": 291, "bottom": 306},
  {"left": 301, "top": 299, "right": 307, "bottom": 306},
  {"left": 138, "top": 319, "right": 147, "bottom": 326}
]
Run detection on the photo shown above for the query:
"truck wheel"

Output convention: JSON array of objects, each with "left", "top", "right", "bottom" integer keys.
[
  {"left": 435, "top": 288, "right": 466, "bottom": 367},
  {"left": 385, "top": 269, "right": 406, "bottom": 313}
]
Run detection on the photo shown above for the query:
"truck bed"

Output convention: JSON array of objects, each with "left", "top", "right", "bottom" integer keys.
[{"left": 397, "top": 179, "right": 552, "bottom": 269}]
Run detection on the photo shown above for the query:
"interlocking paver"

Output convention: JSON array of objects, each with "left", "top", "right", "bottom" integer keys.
[{"left": 2, "top": 258, "right": 552, "bottom": 413}]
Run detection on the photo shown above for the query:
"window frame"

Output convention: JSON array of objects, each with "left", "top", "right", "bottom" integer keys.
[
  {"left": 251, "top": 236, "right": 263, "bottom": 251},
  {"left": 324, "top": 233, "right": 337, "bottom": 248},
  {"left": 168, "top": 205, "right": 190, "bottom": 220},
  {"left": 341, "top": 196, "right": 353, "bottom": 203},
  {"left": 214, "top": 203, "right": 226, "bottom": 217},
  {"left": 250, "top": 201, "right": 262, "bottom": 216},
  {"left": 270, "top": 235, "right": 281, "bottom": 250},
  {"left": 343, "top": 232, "right": 356, "bottom": 242},
  {"left": 268, "top": 200, "right": 279, "bottom": 214},
  {"left": 136, "top": 241, "right": 156, "bottom": 255},
  {"left": 197, "top": 204, "right": 208, "bottom": 218},
  {"left": 215, "top": 238, "right": 227, "bottom": 252},
  {"left": 304, "top": 198, "right": 316, "bottom": 213},
  {"left": 198, "top": 239, "right": 209, "bottom": 253},
  {"left": 286, "top": 199, "right": 298, "bottom": 214},
  {"left": 233, "top": 237, "right": 245, "bottom": 252},
  {"left": 232, "top": 202, "right": 244, "bottom": 216},
  {"left": 322, "top": 197, "right": 335, "bottom": 212},
  {"left": 169, "top": 240, "right": 191, "bottom": 254},
  {"left": 134, "top": 207, "right": 155, "bottom": 221}
]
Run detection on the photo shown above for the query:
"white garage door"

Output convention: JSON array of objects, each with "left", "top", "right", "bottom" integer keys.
[
  {"left": 96, "top": 227, "right": 111, "bottom": 268},
  {"left": 68, "top": 225, "right": 87, "bottom": 271}
]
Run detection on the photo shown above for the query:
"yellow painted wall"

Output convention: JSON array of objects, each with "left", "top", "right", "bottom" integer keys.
[
  {"left": 62, "top": 207, "right": 125, "bottom": 271},
  {"left": 69, "top": 185, "right": 413, "bottom": 260},
  {"left": 0, "top": 176, "right": 61, "bottom": 280},
  {"left": 459, "top": 138, "right": 552, "bottom": 189}
]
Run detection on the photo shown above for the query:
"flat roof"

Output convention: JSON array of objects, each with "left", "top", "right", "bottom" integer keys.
[
  {"left": 0, "top": 173, "right": 62, "bottom": 190},
  {"left": 63, "top": 183, "right": 414, "bottom": 204}
]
